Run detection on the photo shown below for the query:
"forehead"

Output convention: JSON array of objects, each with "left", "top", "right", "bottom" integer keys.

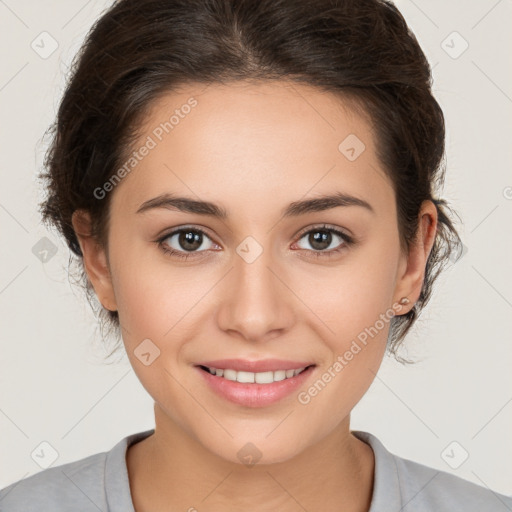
[{"left": 110, "top": 80, "right": 393, "bottom": 219}]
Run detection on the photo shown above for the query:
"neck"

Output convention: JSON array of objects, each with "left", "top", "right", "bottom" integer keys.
[{"left": 126, "top": 404, "right": 375, "bottom": 512}]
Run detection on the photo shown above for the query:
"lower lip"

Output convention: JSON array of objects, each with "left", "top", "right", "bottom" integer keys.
[{"left": 195, "top": 365, "right": 315, "bottom": 408}]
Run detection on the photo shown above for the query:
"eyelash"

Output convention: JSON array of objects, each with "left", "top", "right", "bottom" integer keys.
[{"left": 156, "top": 224, "right": 355, "bottom": 261}]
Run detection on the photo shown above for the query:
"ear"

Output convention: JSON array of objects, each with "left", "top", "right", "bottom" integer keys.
[
  {"left": 71, "top": 209, "right": 118, "bottom": 312},
  {"left": 393, "top": 200, "right": 438, "bottom": 313}
]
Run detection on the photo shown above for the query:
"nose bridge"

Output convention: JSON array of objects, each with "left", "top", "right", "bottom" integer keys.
[
  {"left": 216, "top": 236, "right": 294, "bottom": 341},
  {"left": 236, "top": 244, "right": 278, "bottom": 298},
  {"left": 233, "top": 238, "right": 282, "bottom": 311}
]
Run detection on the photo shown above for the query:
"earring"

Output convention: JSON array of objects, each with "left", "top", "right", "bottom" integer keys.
[{"left": 399, "top": 297, "right": 410, "bottom": 305}]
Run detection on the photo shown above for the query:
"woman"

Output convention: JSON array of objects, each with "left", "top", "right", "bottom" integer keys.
[{"left": 1, "top": 0, "right": 510, "bottom": 510}]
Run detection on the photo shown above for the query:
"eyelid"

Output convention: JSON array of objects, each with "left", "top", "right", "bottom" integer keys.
[
  {"left": 156, "top": 225, "right": 218, "bottom": 245},
  {"left": 158, "top": 226, "right": 218, "bottom": 247},
  {"left": 294, "top": 223, "right": 354, "bottom": 243}
]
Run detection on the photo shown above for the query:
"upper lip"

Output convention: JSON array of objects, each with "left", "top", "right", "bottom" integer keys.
[{"left": 196, "top": 359, "right": 315, "bottom": 373}]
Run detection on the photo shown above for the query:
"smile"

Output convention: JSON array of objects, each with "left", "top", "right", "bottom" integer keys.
[
  {"left": 199, "top": 365, "right": 309, "bottom": 384},
  {"left": 195, "top": 364, "right": 316, "bottom": 407}
]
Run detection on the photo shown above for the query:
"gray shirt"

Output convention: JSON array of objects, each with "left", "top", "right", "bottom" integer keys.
[{"left": 1, "top": 429, "right": 511, "bottom": 511}]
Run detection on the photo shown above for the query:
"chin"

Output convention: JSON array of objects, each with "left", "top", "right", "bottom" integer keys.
[{"left": 206, "top": 436, "right": 305, "bottom": 467}]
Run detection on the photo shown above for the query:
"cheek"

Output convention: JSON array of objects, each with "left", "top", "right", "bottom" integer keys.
[
  {"left": 111, "top": 249, "right": 210, "bottom": 338},
  {"left": 298, "top": 247, "right": 398, "bottom": 342},
  {"left": 296, "top": 272, "right": 393, "bottom": 430},
  {"left": 111, "top": 259, "right": 204, "bottom": 410},
  {"left": 294, "top": 243, "right": 398, "bottom": 399}
]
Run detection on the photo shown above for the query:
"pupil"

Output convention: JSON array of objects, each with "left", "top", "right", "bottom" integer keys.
[
  {"left": 179, "top": 231, "right": 202, "bottom": 251},
  {"left": 311, "top": 231, "right": 331, "bottom": 250}
]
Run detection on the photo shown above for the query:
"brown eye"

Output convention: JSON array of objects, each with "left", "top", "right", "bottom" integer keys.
[
  {"left": 296, "top": 227, "right": 351, "bottom": 253},
  {"left": 175, "top": 230, "right": 204, "bottom": 251},
  {"left": 158, "top": 227, "right": 216, "bottom": 258}
]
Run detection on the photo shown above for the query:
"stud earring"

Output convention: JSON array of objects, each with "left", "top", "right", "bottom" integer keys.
[{"left": 399, "top": 297, "right": 410, "bottom": 305}]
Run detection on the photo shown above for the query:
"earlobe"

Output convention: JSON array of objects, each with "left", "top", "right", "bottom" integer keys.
[
  {"left": 71, "top": 209, "right": 118, "bottom": 312},
  {"left": 394, "top": 201, "right": 438, "bottom": 312}
]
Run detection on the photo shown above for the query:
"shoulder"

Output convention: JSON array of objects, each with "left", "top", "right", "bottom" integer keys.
[
  {"left": 0, "top": 429, "right": 154, "bottom": 512},
  {"left": 0, "top": 451, "right": 108, "bottom": 512},
  {"left": 353, "top": 430, "right": 512, "bottom": 512},
  {"left": 393, "top": 451, "right": 512, "bottom": 511}
]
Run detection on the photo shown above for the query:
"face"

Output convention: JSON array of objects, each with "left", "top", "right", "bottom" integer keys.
[{"left": 74, "top": 80, "right": 435, "bottom": 464}]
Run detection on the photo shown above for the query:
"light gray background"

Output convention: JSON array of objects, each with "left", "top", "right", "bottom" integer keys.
[{"left": 1, "top": 0, "right": 511, "bottom": 496}]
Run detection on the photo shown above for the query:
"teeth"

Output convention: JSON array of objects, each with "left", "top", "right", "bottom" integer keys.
[{"left": 205, "top": 366, "right": 307, "bottom": 383}]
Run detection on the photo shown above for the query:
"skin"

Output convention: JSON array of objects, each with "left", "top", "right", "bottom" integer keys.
[{"left": 72, "top": 80, "right": 437, "bottom": 512}]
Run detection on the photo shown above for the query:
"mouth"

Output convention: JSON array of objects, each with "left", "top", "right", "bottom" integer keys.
[
  {"left": 194, "top": 361, "right": 317, "bottom": 408},
  {"left": 197, "top": 364, "right": 314, "bottom": 384},
  {"left": 199, "top": 365, "right": 314, "bottom": 384}
]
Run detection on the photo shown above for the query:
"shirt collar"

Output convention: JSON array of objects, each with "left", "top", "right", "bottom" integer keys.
[
  {"left": 104, "top": 428, "right": 401, "bottom": 512},
  {"left": 105, "top": 428, "right": 155, "bottom": 512},
  {"left": 352, "top": 430, "right": 402, "bottom": 511}
]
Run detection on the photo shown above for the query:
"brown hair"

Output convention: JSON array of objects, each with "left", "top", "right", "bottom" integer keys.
[{"left": 38, "top": 0, "right": 463, "bottom": 363}]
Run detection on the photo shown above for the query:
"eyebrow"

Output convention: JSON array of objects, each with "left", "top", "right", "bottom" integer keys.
[{"left": 136, "top": 191, "right": 375, "bottom": 218}]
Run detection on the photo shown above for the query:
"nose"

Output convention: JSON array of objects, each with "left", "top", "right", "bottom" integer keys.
[{"left": 216, "top": 246, "right": 295, "bottom": 343}]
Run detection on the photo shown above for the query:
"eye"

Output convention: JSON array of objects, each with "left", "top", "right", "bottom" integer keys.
[
  {"left": 156, "top": 224, "right": 355, "bottom": 261},
  {"left": 293, "top": 224, "right": 354, "bottom": 256},
  {"left": 156, "top": 227, "right": 217, "bottom": 260}
]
